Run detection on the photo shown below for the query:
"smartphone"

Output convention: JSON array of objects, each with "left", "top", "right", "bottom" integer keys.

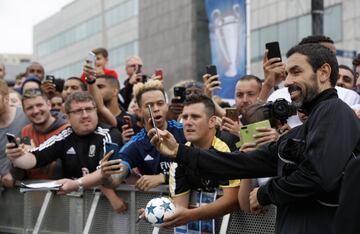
[
  {"left": 206, "top": 65, "right": 217, "bottom": 76},
  {"left": 45, "top": 75, "right": 55, "bottom": 83},
  {"left": 240, "top": 120, "right": 271, "bottom": 145},
  {"left": 265, "top": 41, "right": 282, "bottom": 61},
  {"left": 135, "top": 65, "right": 142, "bottom": 74},
  {"left": 123, "top": 115, "right": 132, "bottom": 129},
  {"left": 147, "top": 105, "right": 160, "bottom": 139},
  {"left": 225, "top": 108, "right": 239, "bottom": 122},
  {"left": 155, "top": 69, "right": 163, "bottom": 81},
  {"left": 105, "top": 142, "right": 119, "bottom": 161},
  {"left": 6, "top": 133, "right": 18, "bottom": 148},
  {"left": 173, "top": 86, "right": 186, "bottom": 103},
  {"left": 87, "top": 51, "right": 96, "bottom": 68}
]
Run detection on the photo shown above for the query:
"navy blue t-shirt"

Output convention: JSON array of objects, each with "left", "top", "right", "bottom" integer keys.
[{"left": 117, "top": 120, "right": 186, "bottom": 177}]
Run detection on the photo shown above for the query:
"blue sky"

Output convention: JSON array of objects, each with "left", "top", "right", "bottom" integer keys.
[{"left": 0, "top": 0, "right": 73, "bottom": 54}]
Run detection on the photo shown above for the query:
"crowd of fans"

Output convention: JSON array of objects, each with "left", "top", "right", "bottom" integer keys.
[{"left": 1, "top": 34, "right": 360, "bottom": 233}]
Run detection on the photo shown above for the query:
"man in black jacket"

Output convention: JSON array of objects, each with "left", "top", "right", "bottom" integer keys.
[{"left": 148, "top": 43, "right": 360, "bottom": 234}]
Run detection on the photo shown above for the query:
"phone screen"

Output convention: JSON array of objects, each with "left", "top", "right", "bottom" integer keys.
[
  {"left": 147, "top": 105, "right": 160, "bottom": 139},
  {"left": 265, "top": 42, "right": 282, "bottom": 61}
]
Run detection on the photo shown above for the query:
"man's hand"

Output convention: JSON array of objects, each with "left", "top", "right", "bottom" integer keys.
[
  {"left": 254, "top": 127, "right": 279, "bottom": 146},
  {"left": 203, "top": 74, "right": 221, "bottom": 97},
  {"left": 221, "top": 117, "right": 241, "bottom": 137},
  {"left": 110, "top": 196, "right": 128, "bottom": 213},
  {"left": 240, "top": 142, "right": 257, "bottom": 153},
  {"left": 56, "top": 178, "right": 79, "bottom": 195},
  {"left": 83, "top": 63, "right": 96, "bottom": 83},
  {"left": 121, "top": 125, "right": 135, "bottom": 144},
  {"left": 249, "top": 187, "right": 263, "bottom": 214},
  {"left": 262, "top": 51, "right": 285, "bottom": 88},
  {"left": 1, "top": 172, "right": 15, "bottom": 188},
  {"left": 41, "top": 81, "right": 56, "bottom": 98},
  {"left": 167, "top": 98, "right": 184, "bottom": 121},
  {"left": 161, "top": 205, "right": 191, "bottom": 229},
  {"left": 135, "top": 174, "right": 165, "bottom": 191},
  {"left": 100, "top": 150, "right": 127, "bottom": 177},
  {"left": 129, "top": 72, "right": 143, "bottom": 85},
  {"left": 6, "top": 143, "right": 26, "bottom": 161},
  {"left": 148, "top": 128, "right": 179, "bottom": 157}
]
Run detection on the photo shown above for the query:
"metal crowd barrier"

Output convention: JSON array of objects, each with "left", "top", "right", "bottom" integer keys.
[{"left": 0, "top": 184, "right": 276, "bottom": 234}]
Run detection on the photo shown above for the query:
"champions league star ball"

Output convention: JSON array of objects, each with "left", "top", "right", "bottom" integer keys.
[{"left": 144, "top": 197, "right": 176, "bottom": 226}]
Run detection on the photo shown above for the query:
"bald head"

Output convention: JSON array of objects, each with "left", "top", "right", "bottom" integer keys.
[{"left": 26, "top": 62, "right": 45, "bottom": 81}]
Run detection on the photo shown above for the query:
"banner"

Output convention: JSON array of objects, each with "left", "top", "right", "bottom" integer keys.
[{"left": 205, "top": 0, "right": 247, "bottom": 99}]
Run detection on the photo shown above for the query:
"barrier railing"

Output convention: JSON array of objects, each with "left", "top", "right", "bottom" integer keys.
[{"left": 0, "top": 184, "right": 276, "bottom": 234}]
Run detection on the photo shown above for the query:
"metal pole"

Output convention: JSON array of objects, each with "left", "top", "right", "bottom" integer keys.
[{"left": 311, "top": 0, "right": 324, "bottom": 35}]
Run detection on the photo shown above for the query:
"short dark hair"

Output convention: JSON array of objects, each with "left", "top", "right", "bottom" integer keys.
[
  {"left": 64, "top": 91, "right": 96, "bottom": 114},
  {"left": 92, "top": 48, "right": 108, "bottom": 59},
  {"left": 183, "top": 94, "right": 215, "bottom": 117},
  {"left": 96, "top": 74, "right": 120, "bottom": 90},
  {"left": 339, "top": 64, "right": 354, "bottom": 76},
  {"left": 299, "top": 35, "right": 334, "bottom": 45},
  {"left": 67, "top": 76, "right": 87, "bottom": 91},
  {"left": 353, "top": 53, "right": 360, "bottom": 66},
  {"left": 236, "top": 75, "right": 262, "bottom": 91},
  {"left": 286, "top": 43, "right": 339, "bottom": 87}
]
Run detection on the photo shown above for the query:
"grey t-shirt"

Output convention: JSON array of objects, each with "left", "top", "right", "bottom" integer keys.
[{"left": 0, "top": 107, "right": 29, "bottom": 175}]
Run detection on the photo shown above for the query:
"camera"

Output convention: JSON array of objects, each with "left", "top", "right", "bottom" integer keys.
[{"left": 263, "top": 98, "right": 297, "bottom": 123}]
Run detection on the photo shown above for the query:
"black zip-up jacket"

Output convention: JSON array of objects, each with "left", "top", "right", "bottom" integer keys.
[{"left": 175, "top": 88, "right": 360, "bottom": 234}]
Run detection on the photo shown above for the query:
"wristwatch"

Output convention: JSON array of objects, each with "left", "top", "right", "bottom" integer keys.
[{"left": 76, "top": 178, "right": 84, "bottom": 192}]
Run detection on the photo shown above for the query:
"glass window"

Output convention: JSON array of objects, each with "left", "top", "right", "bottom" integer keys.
[
  {"left": 250, "top": 30, "right": 260, "bottom": 62},
  {"left": 297, "top": 14, "right": 311, "bottom": 43},
  {"left": 324, "top": 4, "right": 342, "bottom": 42},
  {"left": 278, "top": 18, "right": 297, "bottom": 55}
]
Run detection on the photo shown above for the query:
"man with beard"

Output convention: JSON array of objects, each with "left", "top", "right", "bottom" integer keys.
[{"left": 148, "top": 43, "right": 360, "bottom": 234}]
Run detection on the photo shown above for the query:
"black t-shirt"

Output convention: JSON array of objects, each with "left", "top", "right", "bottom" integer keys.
[{"left": 31, "top": 123, "right": 121, "bottom": 178}]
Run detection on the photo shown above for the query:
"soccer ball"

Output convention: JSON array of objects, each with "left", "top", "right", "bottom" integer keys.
[{"left": 144, "top": 197, "right": 176, "bottom": 226}]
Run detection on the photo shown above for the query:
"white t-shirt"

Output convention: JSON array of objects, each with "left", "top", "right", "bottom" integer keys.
[{"left": 267, "top": 86, "right": 360, "bottom": 128}]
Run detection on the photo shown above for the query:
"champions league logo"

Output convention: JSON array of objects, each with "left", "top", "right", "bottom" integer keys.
[{"left": 211, "top": 4, "right": 242, "bottom": 77}]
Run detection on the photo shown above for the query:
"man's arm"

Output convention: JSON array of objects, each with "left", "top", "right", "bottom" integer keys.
[
  {"left": 257, "top": 102, "right": 360, "bottom": 207},
  {"left": 83, "top": 63, "right": 117, "bottom": 127},
  {"left": 6, "top": 143, "right": 37, "bottom": 169}
]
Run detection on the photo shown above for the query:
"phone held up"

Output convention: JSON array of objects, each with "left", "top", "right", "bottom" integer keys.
[
  {"left": 155, "top": 69, "right": 163, "bottom": 81},
  {"left": 206, "top": 64, "right": 218, "bottom": 77},
  {"left": 105, "top": 142, "right": 119, "bottom": 161},
  {"left": 265, "top": 41, "right": 282, "bottom": 61},
  {"left": 87, "top": 51, "right": 96, "bottom": 68},
  {"left": 225, "top": 108, "right": 239, "bottom": 122},
  {"left": 123, "top": 115, "right": 132, "bottom": 130},
  {"left": 147, "top": 105, "right": 160, "bottom": 139},
  {"left": 6, "top": 133, "right": 18, "bottom": 148},
  {"left": 173, "top": 86, "right": 186, "bottom": 103}
]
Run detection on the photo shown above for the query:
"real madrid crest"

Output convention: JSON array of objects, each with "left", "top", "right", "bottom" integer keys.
[{"left": 89, "top": 145, "right": 96, "bottom": 157}]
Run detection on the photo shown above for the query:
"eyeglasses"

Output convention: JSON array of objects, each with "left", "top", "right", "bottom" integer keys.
[
  {"left": 68, "top": 106, "right": 96, "bottom": 115},
  {"left": 22, "top": 88, "right": 43, "bottom": 98}
]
